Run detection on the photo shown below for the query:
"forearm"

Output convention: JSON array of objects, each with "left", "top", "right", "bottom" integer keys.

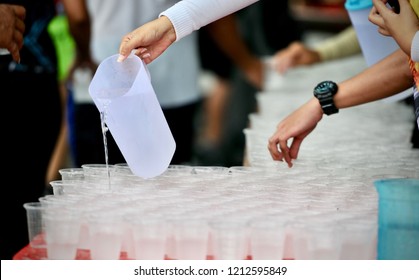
[
  {"left": 62, "top": 0, "right": 91, "bottom": 62},
  {"left": 335, "top": 49, "right": 413, "bottom": 109},
  {"left": 206, "top": 14, "right": 257, "bottom": 71},
  {"left": 314, "top": 26, "right": 361, "bottom": 62},
  {"left": 160, "top": 0, "right": 259, "bottom": 41}
]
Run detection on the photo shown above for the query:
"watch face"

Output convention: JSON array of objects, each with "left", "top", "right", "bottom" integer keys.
[
  {"left": 314, "top": 81, "right": 337, "bottom": 98},
  {"left": 314, "top": 81, "right": 339, "bottom": 115}
]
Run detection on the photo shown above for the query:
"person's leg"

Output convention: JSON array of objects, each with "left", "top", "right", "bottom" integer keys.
[
  {"left": 201, "top": 78, "right": 230, "bottom": 146},
  {"left": 221, "top": 69, "right": 258, "bottom": 167}
]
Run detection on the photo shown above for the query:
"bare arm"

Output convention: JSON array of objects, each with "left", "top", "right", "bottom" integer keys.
[
  {"left": 119, "top": 0, "right": 259, "bottom": 63},
  {"left": 205, "top": 14, "right": 263, "bottom": 89},
  {"left": 335, "top": 49, "right": 412, "bottom": 108},
  {"left": 268, "top": 49, "right": 413, "bottom": 167},
  {"left": 61, "top": 0, "right": 96, "bottom": 77}
]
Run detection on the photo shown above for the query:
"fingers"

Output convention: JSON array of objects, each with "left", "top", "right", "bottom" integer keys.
[
  {"left": 272, "top": 54, "right": 294, "bottom": 74},
  {"left": 118, "top": 33, "right": 135, "bottom": 62},
  {"left": 135, "top": 48, "right": 152, "bottom": 62},
  {"left": 8, "top": 42, "right": 20, "bottom": 63},
  {"left": 377, "top": 27, "right": 391, "bottom": 36},
  {"left": 368, "top": 6, "right": 383, "bottom": 25},
  {"left": 268, "top": 136, "right": 283, "bottom": 161},
  {"left": 369, "top": 5, "right": 389, "bottom": 34},
  {"left": 268, "top": 134, "right": 294, "bottom": 168},
  {"left": 14, "top": 26, "right": 24, "bottom": 48},
  {"left": 15, "top": 16, "right": 25, "bottom": 34},
  {"left": 289, "top": 137, "right": 303, "bottom": 161},
  {"left": 12, "top": 5, "right": 25, "bottom": 21},
  {"left": 279, "top": 140, "right": 293, "bottom": 167}
]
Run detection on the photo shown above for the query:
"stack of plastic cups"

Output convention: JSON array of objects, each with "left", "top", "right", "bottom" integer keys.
[{"left": 29, "top": 157, "right": 416, "bottom": 260}]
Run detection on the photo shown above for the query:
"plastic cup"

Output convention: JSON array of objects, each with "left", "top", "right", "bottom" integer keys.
[
  {"left": 172, "top": 219, "right": 209, "bottom": 260},
  {"left": 89, "top": 53, "right": 176, "bottom": 179},
  {"left": 59, "top": 167, "right": 85, "bottom": 181},
  {"left": 49, "top": 179, "right": 89, "bottom": 195},
  {"left": 130, "top": 217, "right": 168, "bottom": 260},
  {"left": 88, "top": 211, "right": 125, "bottom": 260},
  {"left": 209, "top": 219, "right": 248, "bottom": 260},
  {"left": 339, "top": 218, "right": 377, "bottom": 260},
  {"left": 23, "top": 202, "right": 47, "bottom": 249},
  {"left": 43, "top": 208, "right": 81, "bottom": 260},
  {"left": 374, "top": 178, "right": 419, "bottom": 260},
  {"left": 249, "top": 217, "right": 287, "bottom": 260},
  {"left": 305, "top": 223, "right": 343, "bottom": 260}
]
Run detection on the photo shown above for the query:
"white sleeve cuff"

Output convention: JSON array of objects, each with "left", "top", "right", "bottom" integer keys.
[
  {"left": 160, "top": 0, "right": 259, "bottom": 42},
  {"left": 412, "top": 31, "right": 419, "bottom": 62}
]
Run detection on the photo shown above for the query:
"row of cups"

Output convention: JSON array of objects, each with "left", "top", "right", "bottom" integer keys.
[{"left": 24, "top": 163, "right": 379, "bottom": 260}]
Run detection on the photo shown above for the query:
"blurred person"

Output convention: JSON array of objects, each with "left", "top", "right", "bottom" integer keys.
[
  {"left": 63, "top": 0, "right": 203, "bottom": 166},
  {"left": 1, "top": 0, "right": 64, "bottom": 260},
  {"left": 369, "top": 0, "right": 419, "bottom": 147},
  {"left": 61, "top": 0, "right": 123, "bottom": 167},
  {"left": 0, "top": 3, "right": 25, "bottom": 62},
  {"left": 44, "top": 1, "right": 78, "bottom": 188},
  {"left": 270, "top": 26, "right": 361, "bottom": 74},
  {"left": 195, "top": 0, "right": 303, "bottom": 166},
  {"left": 195, "top": 13, "right": 265, "bottom": 165}
]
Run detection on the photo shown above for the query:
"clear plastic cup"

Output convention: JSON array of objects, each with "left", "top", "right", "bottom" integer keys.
[
  {"left": 339, "top": 218, "right": 377, "bottom": 260},
  {"left": 209, "top": 219, "right": 249, "bottom": 260},
  {"left": 249, "top": 217, "right": 288, "bottom": 260},
  {"left": 87, "top": 211, "right": 125, "bottom": 260},
  {"left": 43, "top": 207, "right": 81, "bottom": 260},
  {"left": 171, "top": 218, "right": 209, "bottom": 260},
  {"left": 130, "top": 216, "right": 168, "bottom": 260},
  {"left": 49, "top": 179, "right": 90, "bottom": 195},
  {"left": 23, "top": 202, "right": 47, "bottom": 250},
  {"left": 58, "top": 167, "right": 85, "bottom": 181}
]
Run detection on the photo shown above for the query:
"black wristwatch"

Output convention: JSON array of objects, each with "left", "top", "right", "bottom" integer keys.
[{"left": 313, "top": 80, "right": 339, "bottom": 115}]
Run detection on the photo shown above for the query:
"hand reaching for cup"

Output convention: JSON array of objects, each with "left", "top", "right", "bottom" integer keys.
[
  {"left": 270, "top": 41, "right": 321, "bottom": 75},
  {"left": 267, "top": 98, "right": 323, "bottom": 167}
]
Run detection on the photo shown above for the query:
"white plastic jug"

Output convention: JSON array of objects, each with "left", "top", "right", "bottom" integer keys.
[{"left": 89, "top": 53, "right": 176, "bottom": 178}]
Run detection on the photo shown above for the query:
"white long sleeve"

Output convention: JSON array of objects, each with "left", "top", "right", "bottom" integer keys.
[
  {"left": 412, "top": 31, "right": 419, "bottom": 62},
  {"left": 160, "top": 0, "right": 259, "bottom": 41}
]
